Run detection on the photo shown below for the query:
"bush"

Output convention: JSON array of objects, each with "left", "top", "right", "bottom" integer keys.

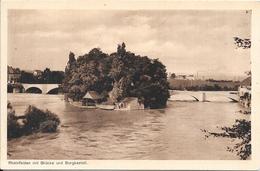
[
  {"left": 7, "top": 104, "right": 60, "bottom": 139},
  {"left": 8, "top": 110, "right": 23, "bottom": 139},
  {"left": 39, "top": 120, "right": 60, "bottom": 133},
  {"left": 7, "top": 101, "right": 23, "bottom": 138},
  {"left": 23, "top": 105, "right": 60, "bottom": 133}
]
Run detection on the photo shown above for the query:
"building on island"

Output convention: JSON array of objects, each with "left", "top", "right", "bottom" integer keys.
[
  {"left": 115, "top": 97, "right": 144, "bottom": 110},
  {"left": 82, "top": 91, "right": 106, "bottom": 106}
]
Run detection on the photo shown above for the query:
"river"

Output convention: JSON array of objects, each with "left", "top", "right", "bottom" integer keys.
[{"left": 7, "top": 92, "right": 249, "bottom": 160}]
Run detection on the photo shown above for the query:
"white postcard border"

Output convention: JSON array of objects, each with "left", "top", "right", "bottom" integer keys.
[{"left": 1, "top": 0, "right": 260, "bottom": 170}]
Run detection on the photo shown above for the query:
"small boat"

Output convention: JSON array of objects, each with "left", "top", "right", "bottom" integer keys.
[
  {"left": 96, "top": 104, "right": 115, "bottom": 110},
  {"left": 69, "top": 101, "right": 97, "bottom": 109}
]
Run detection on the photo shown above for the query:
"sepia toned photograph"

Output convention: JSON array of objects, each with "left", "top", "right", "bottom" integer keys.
[{"left": 6, "top": 8, "right": 252, "bottom": 162}]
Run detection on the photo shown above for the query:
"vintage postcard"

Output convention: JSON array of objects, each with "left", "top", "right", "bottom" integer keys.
[{"left": 1, "top": 0, "right": 260, "bottom": 170}]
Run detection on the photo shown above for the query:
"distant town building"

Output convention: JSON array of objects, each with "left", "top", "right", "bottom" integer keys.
[
  {"left": 33, "top": 70, "right": 43, "bottom": 77},
  {"left": 175, "top": 74, "right": 195, "bottom": 80},
  {"left": 7, "top": 66, "right": 21, "bottom": 83},
  {"left": 186, "top": 75, "right": 195, "bottom": 80}
]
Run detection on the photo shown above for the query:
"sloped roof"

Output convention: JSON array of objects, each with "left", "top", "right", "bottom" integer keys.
[
  {"left": 241, "top": 76, "right": 251, "bottom": 86},
  {"left": 8, "top": 66, "right": 21, "bottom": 74},
  {"left": 8, "top": 66, "right": 14, "bottom": 74},
  {"left": 83, "top": 91, "right": 104, "bottom": 100}
]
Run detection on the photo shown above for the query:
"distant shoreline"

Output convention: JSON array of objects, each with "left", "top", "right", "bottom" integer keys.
[{"left": 168, "top": 78, "right": 240, "bottom": 91}]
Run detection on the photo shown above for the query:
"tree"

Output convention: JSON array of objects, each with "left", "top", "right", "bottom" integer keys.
[
  {"left": 117, "top": 42, "right": 126, "bottom": 57},
  {"left": 43, "top": 68, "right": 51, "bottom": 83},
  {"left": 202, "top": 119, "right": 251, "bottom": 160},
  {"left": 62, "top": 43, "right": 170, "bottom": 108},
  {"left": 65, "top": 52, "right": 77, "bottom": 76},
  {"left": 245, "top": 71, "right": 251, "bottom": 76},
  {"left": 69, "top": 51, "right": 76, "bottom": 63},
  {"left": 20, "top": 71, "right": 34, "bottom": 83}
]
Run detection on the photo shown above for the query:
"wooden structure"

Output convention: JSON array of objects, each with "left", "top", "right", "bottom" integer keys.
[
  {"left": 82, "top": 91, "right": 106, "bottom": 106},
  {"left": 115, "top": 97, "right": 144, "bottom": 110}
]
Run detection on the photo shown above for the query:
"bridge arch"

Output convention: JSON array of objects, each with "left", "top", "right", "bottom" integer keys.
[
  {"left": 169, "top": 94, "right": 199, "bottom": 101},
  {"left": 190, "top": 95, "right": 199, "bottom": 101},
  {"left": 169, "top": 91, "right": 239, "bottom": 102},
  {"left": 47, "top": 87, "right": 60, "bottom": 94},
  {"left": 25, "top": 87, "right": 42, "bottom": 94},
  {"left": 21, "top": 83, "right": 60, "bottom": 94}
]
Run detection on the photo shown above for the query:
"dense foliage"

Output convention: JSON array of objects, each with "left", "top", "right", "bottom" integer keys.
[
  {"left": 20, "top": 68, "right": 64, "bottom": 84},
  {"left": 202, "top": 117, "right": 251, "bottom": 160},
  {"left": 24, "top": 105, "right": 60, "bottom": 133},
  {"left": 62, "top": 43, "right": 170, "bottom": 108},
  {"left": 8, "top": 103, "right": 60, "bottom": 139}
]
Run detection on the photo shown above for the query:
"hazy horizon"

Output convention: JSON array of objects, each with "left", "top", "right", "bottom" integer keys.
[{"left": 8, "top": 10, "right": 251, "bottom": 80}]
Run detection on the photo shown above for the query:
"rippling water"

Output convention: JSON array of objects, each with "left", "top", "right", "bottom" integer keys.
[{"left": 7, "top": 93, "right": 249, "bottom": 160}]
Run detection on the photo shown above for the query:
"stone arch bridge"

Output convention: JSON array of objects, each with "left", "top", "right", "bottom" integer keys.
[{"left": 22, "top": 84, "right": 60, "bottom": 94}]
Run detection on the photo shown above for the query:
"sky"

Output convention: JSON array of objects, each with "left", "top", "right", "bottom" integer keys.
[{"left": 8, "top": 10, "right": 251, "bottom": 79}]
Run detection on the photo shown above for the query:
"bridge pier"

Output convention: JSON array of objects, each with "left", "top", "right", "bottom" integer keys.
[
  {"left": 202, "top": 92, "right": 206, "bottom": 102},
  {"left": 169, "top": 90, "right": 239, "bottom": 102},
  {"left": 13, "top": 87, "right": 21, "bottom": 93}
]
